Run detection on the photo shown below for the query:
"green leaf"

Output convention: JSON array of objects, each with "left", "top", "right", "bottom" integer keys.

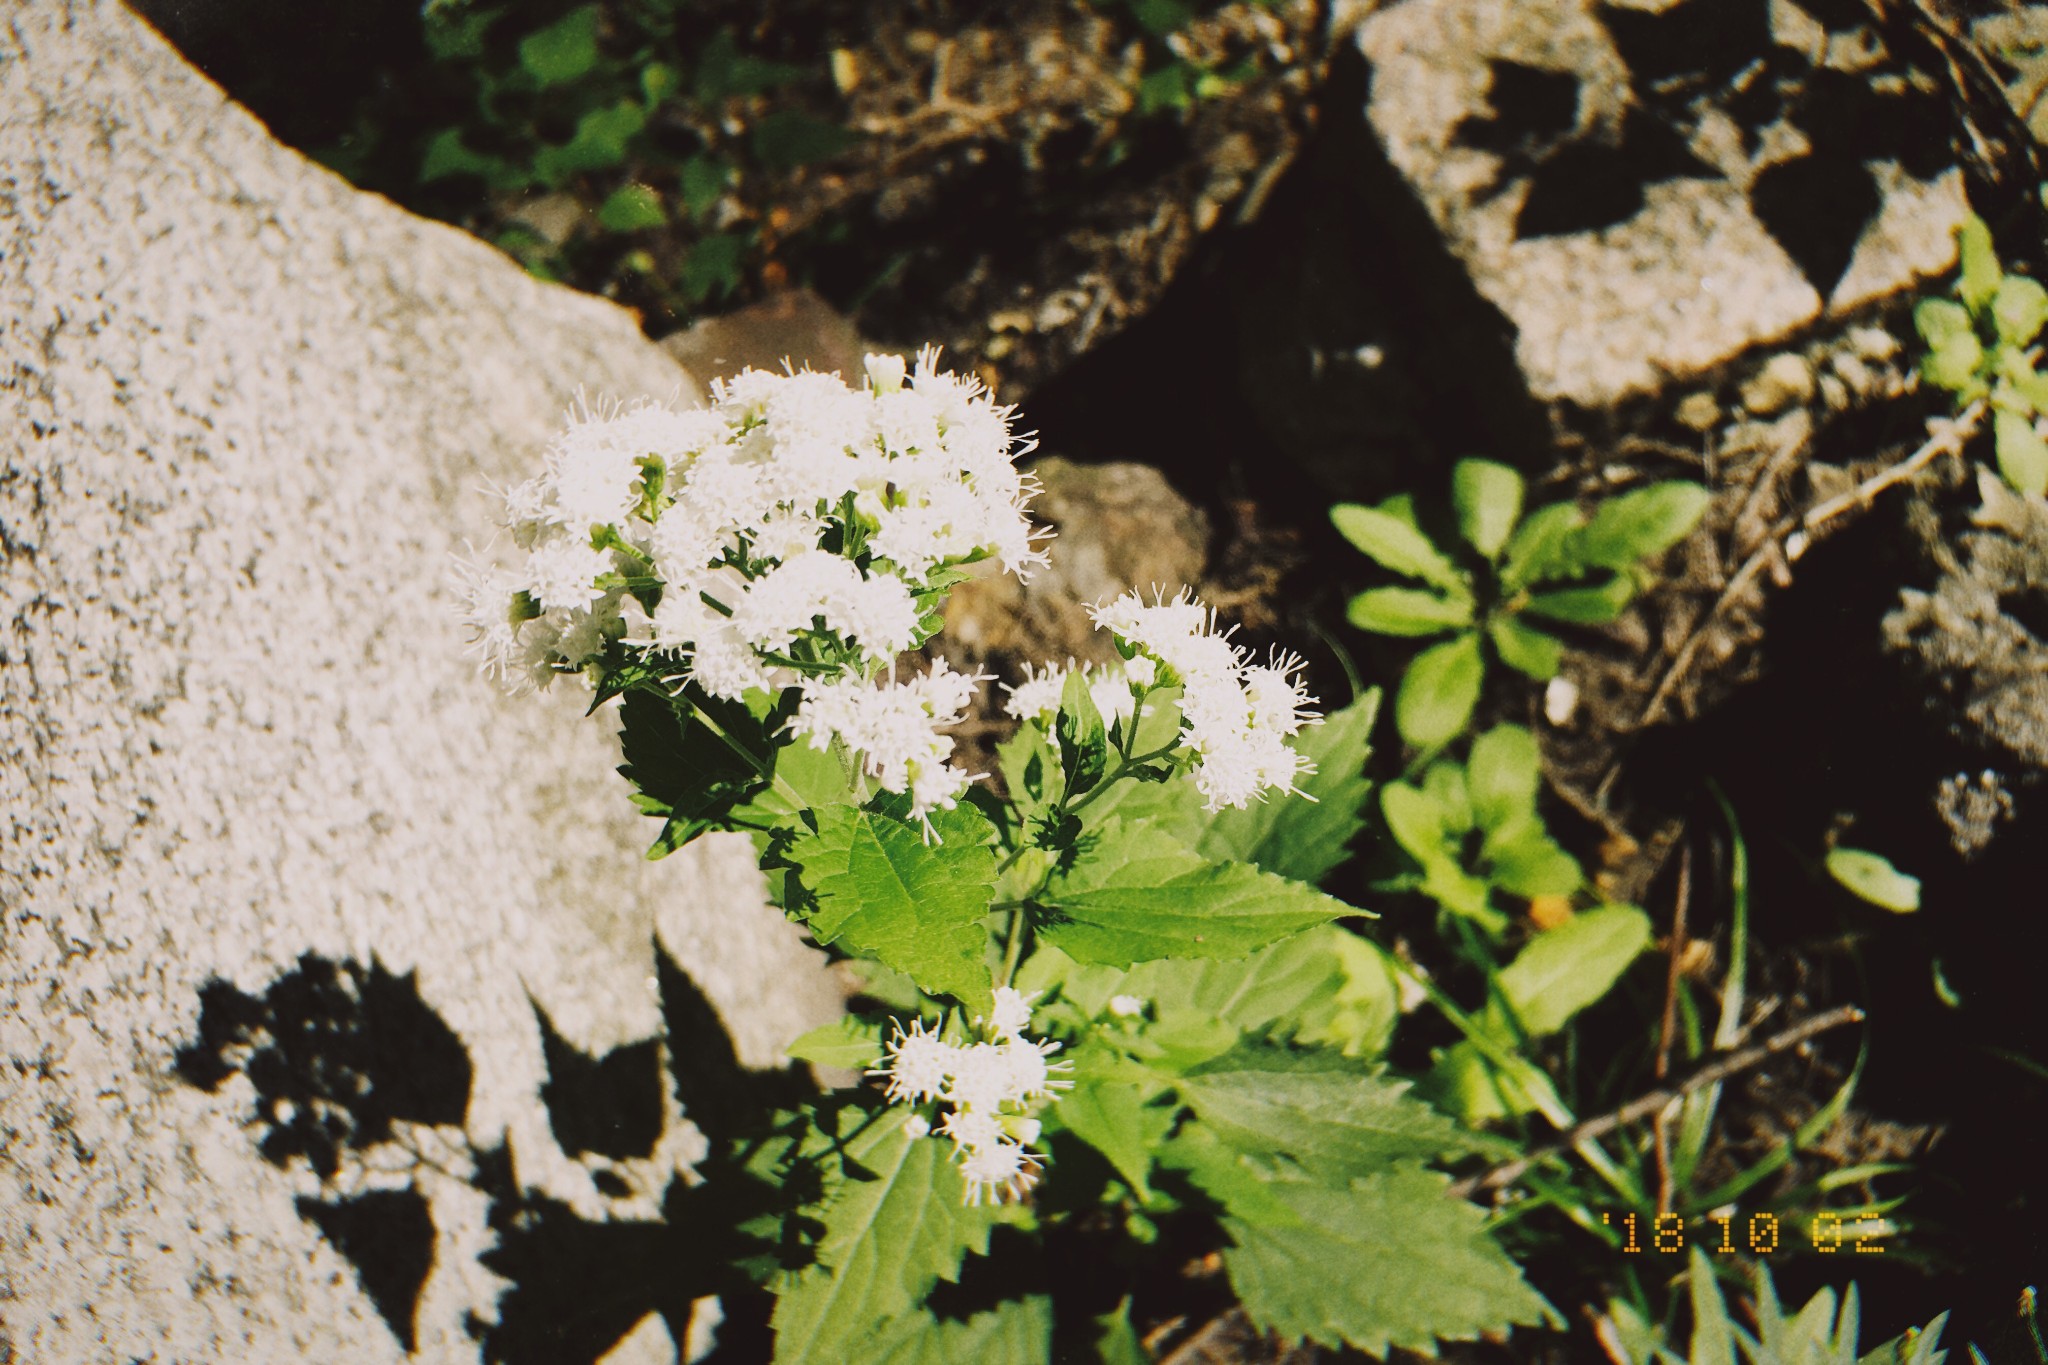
[
  {"left": 1994, "top": 274, "right": 2048, "bottom": 346},
  {"left": 681, "top": 230, "right": 749, "bottom": 303},
  {"left": 1040, "top": 820, "right": 1351, "bottom": 968},
  {"left": 1571, "top": 482, "right": 1710, "bottom": 571},
  {"left": 1521, "top": 573, "right": 1636, "bottom": 625},
  {"left": 1914, "top": 296, "right": 1973, "bottom": 347},
  {"left": 1057, "top": 1074, "right": 1169, "bottom": 1200},
  {"left": 1136, "top": 62, "right": 1195, "bottom": 115},
  {"left": 1453, "top": 458, "right": 1525, "bottom": 559},
  {"left": 1395, "top": 633, "right": 1484, "bottom": 748},
  {"left": 532, "top": 101, "right": 646, "bottom": 184},
  {"left": 617, "top": 687, "right": 772, "bottom": 857},
  {"left": 1330, "top": 503, "right": 1468, "bottom": 592},
  {"left": 519, "top": 5, "right": 600, "bottom": 86},
  {"left": 1478, "top": 816, "right": 1583, "bottom": 898},
  {"left": 1118, "top": 923, "right": 1398, "bottom": 1057},
  {"left": 1995, "top": 409, "right": 2048, "bottom": 495},
  {"left": 1499, "top": 501, "right": 1584, "bottom": 591},
  {"left": 1466, "top": 725, "right": 1540, "bottom": 832},
  {"left": 1491, "top": 904, "right": 1651, "bottom": 1036},
  {"left": 679, "top": 155, "right": 732, "bottom": 218},
  {"left": 1425, "top": 1041, "right": 1563, "bottom": 1123},
  {"left": 1922, "top": 331, "right": 1986, "bottom": 392},
  {"left": 1158, "top": 1121, "right": 1301, "bottom": 1226},
  {"left": 1200, "top": 690, "right": 1379, "bottom": 884},
  {"left": 753, "top": 111, "right": 859, "bottom": 172},
  {"left": 862, "top": 1297, "right": 1052, "bottom": 1365},
  {"left": 1223, "top": 1165, "right": 1552, "bottom": 1357},
  {"left": 1379, "top": 782, "right": 1499, "bottom": 929},
  {"left": 1826, "top": 847, "right": 1921, "bottom": 913},
  {"left": 1684, "top": 1247, "right": 1737, "bottom": 1365},
  {"left": 597, "top": 182, "right": 666, "bottom": 231},
  {"left": 786, "top": 1016, "right": 884, "bottom": 1069},
  {"left": 789, "top": 802, "right": 997, "bottom": 1010},
  {"left": 1179, "top": 1044, "right": 1497, "bottom": 1183},
  {"left": 1958, "top": 214, "right": 2002, "bottom": 313},
  {"left": 1093, "top": 1300, "right": 1147, "bottom": 1365},
  {"left": 419, "top": 128, "right": 522, "bottom": 188},
  {"left": 769, "top": 1107, "right": 1000, "bottom": 1365},
  {"left": 1055, "top": 668, "right": 1110, "bottom": 801},
  {"left": 1489, "top": 616, "right": 1564, "bottom": 681},
  {"left": 694, "top": 29, "right": 810, "bottom": 100},
  {"left": 1346, "top": 586, "right": 1472, "bottom": 637},
  {"left": 2008, "top": 355, "right": 2048, "bottom": 412}
]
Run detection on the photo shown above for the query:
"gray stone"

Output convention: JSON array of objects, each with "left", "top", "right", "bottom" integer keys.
[
  {"left": 0, "top": 5, "right": 839, "bottom": 1361},
  {"left": 1354, "top": 0, "right": 1967, "bottom": 406}
]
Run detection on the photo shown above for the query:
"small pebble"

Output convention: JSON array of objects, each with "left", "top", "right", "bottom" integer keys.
[{"left": 1740, "top": 354, "right": 1815, "bottom": 415}]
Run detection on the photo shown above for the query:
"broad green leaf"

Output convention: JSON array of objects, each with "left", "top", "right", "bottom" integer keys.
[
  {"left": 786, "top": 1016, "right": 884, "bottom": 1070},
  {"left": 1491, "top": 903, "right": 1650, "bottom": 1036},
  {"left": 1995, "top": 409, "right": 2048, "bottom": 495},
  {"left": 597, "top": 183, "right": 666, "bottom": 231},
  {"left": 1685, "top": 1248, "right": 1737, "bottom": 1365},
  {"left": 1330, "top": 503, "right": 1467, "bottom": 592},
  {"left": 2008, "top": 355, "right": 2048, "bottom": 412},
  {"left": 1284, "top": 929, "right": 1402, "bottom": 1059},
  {"left": 1826, "top": 847, "right": 1921, "bottom": 913},
  {"left": 1425, "top": 1041, "right": 1562, "bottom": 1123},
  {"left": 519, "top": 6, "right": 599, "bottom": 86},
  {"left": 533, "top": 101, "right": 647, "bottom": 185},
  {"left": 618, "top": 687, "right": 772, "bottom": 857},
  {"left": 1489, "top": 616, "right": 1563, "bottom": 680},
  {"left": 679, "top": 155, "right": 732, "bottom": 218},
  {"left": 1179, "top": 1043, "right": 1497, "bottom": 1183},
  {"left": 1346, "top": 586, "right": 1472, "bottom": 637},
  {"left": 1957, "top": 214, "right": 2002, "bottom": 312},
  {"left": 1056, "top": 668, "right": 1109, "bottom": 800},
  {"left": 1379, "top": 782, "right": 1499, "bottom": 929},
  {"left": 419, "top": 128, "right": 521, "bottom": 187},
  {"left": 1200, "top": 689, "right": 1379, "bottom": 884},
  {"left": 1156, "top": 1121, "right": 1302, "bottom": 1226},
  {"left": 1994, "top": 274, "right": 2048, "bottom": 346},
  {"left": 1913, "top": 296, "right": 1973, "bottom": 347},
  {"left": 789, "top": 803, "right": 997, "bottom": 1010},
  {"left": 1094, "top": 1300, "right": 1147, "bottom": 1365},
  {"left": 1041, "top": 820, "right": 1351, "bottom": 967},
  {"left": 1467, "top": 725, "right": 1540, "bottom": 832},
  {"left": 1571, "top": 483, "right": 1710, "bottom": 571},
  {"left": 1421, "top": 760, "right": 1473, "bottom": 831},
  {"left": 862, "top": 1297, "right": 1052, "bottom": 1365},
  {"left": 1395, "top": 633, "right": 1485, "bottom": 748},
  {"left": 1499, "top": 501, "right": 1583, "bottom": 591},
  {"left": 1522, "top": 573, "right": 1637, "bottom": 625},
  {"left": 1479, "top": 816, "right": 1584, "bottom": 898},
  {"left": 1922, "top": 331, "right": 1985, "bottom": 392},
  {"left": 1057, "top": 1074, "right": 1169, "bottom": 1199},
  {"left": 1119, "top": 924, "right": 1397, "bottom": 1058},
  {"left": 680, "top": 231, "right": 749, "bottom": 303},
  {"left": 770, "top": 1106, "right": 999, "bottom": 1365},
  {"left": 1453, "top": 458, "right": 1526, "bottom": 559},
  {"left": 1224, "top": 1165, "right": 1552, "bottom": 1357}
]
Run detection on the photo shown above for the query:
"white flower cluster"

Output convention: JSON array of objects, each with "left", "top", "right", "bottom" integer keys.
[
  {"left": 1000, "top": 655, "right": 1157, "bottom": 728},
  {"left": 1089, "top": 589, "right": 1320, "bottom": 811},
  {"left": 462, "top": 349, "right": 1044, "bottom": 815},
  {"left": 872, "top": 987, "right": 1069, "bottom": 1206}
]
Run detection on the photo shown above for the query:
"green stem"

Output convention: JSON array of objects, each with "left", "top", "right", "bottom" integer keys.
[{"left": 999, "top": 906, "right": 1030, "bottom": 989}]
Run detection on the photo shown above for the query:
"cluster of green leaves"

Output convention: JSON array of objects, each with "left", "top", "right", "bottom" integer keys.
[
  {"left": 1915, "top": 212, "right": 2048, "bottom": 495},
  {"left": 1096, "top": 0, "right": 1265, "bottom": 117},
  {"left": 1596, "top": 1251, "right": 1956, "bottom": 1365},
  {"left": 1333, "top": 459, "right": 1709, "bottom": 749}
]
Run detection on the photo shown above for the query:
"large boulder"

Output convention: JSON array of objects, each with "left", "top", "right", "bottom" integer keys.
[{"left": 0, "top": 4, "right": 839, "bottom": 1362}]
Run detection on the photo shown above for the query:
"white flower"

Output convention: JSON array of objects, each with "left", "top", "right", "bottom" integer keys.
[
  {"left": 960, "top": 1139, "right": 1040, "bottom": 1206},
  {"left": 865, "top": 351, "right": 907, "bottom": 395},
  {"left": 1001, "top": 663, "right": 1070, "bottom": 721},
  {"left": 873, "top": 1019, "right": 952, "bottom": 1104},
  {"left": 938, "top": 1106, "right": 1003, "bottom": 1152},
  {"left": 1001, "top": 659, "right": 1145, "bottom": 725},
  {"left": 902, "top": 1114, "right": 931, "bottom": 1139},
  {"left": 986, "top": 986, "right": 1036, "bottom": 1039},
  {"left": 1107, "top": 994, "right": 1145, "bottom": 1018},
  {"left": 525, "top": 538, "right": 614, "bottom": 614},
  {"left": 790, "top": 661, "right": 982, "bottom": 817}
]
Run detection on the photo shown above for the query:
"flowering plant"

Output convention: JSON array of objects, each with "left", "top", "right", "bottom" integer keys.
[{"left": 465, "top": 354, "right": 1552, "bottom": 1361}]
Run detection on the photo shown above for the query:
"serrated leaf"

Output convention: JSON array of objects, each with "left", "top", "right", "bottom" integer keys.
[
  {"left": 1056, "top": 669, "right": 1110, "bottom": 800},
  {"left": 1346, "top": 586, "right": 1472, "bottom": 636},
  {"left": 1489, "top": 616, "right": 1563, "bottom": 680},
  {"left": 1522, "top": 573, "right": 1637, "bottom": 625},
  {"left": 789, "top": 803, "right": 996, "bottom": 1010},
  {"left": 1995, "top": 409, "right": 2048, "bottom": 495},
  {"left": 1467, "top": 725, "right": 1540, "bottom": 832},
  {"left": 1914, "top": 296, "right": 1973, "bottom": 347},
  {"left": 1224, "top": 1165, "right": 1552, "bottom": 1357},
  {"left": 1994, "top": 274, "right": 2048, "bottom": 346},
  {"left": 1179, "top": 1043, "right": 1498, "bottom": 1183},
  {"left": 1120, "top": 923, "right": 1398, "bottom": 1058},
  {"left": 861, "top": 1296, "right": 1052, "bottom": 1365},
  {"left": 786, "top": 1016, "right": 884, "bottom": 1069},
  {"left": 1041, "top": 820, "right": 1351, "bottom": 967},
  {"left": 1958, "top": 214, "right": 2002, "bottom": 313},
  {"left": 1825, "top": 847, "right": 1920, "bottom": 913},
  {"left": 1395, "top": 633, "right": 1485, "bottom": 748},
  {"left": 770, "top": 1107, "right": 1000, "bottom": 1365},
  {"left": 1200, "top": 690, "right": 1379, "bottom": 884},
  {"left": 1330, "top": 503, "right": 1467, "bottom": 592},
  {"left": 1454, "top": 459, "right": 1526, "bottom": 559},
  {"left": 617, "top": 687, "right": 772, "bottom": 857},
  {"left": 518, "top": 5, "right": 599, "bottom": 85},
  {"left": 1491, "top": 903, "right": 1650, "bottom": 1036},
  {"left": 1499, "top": 501, "right": 1584, "bottom": 591},
  {"left": 1157, "top": 1121, "right": 1302, "bottom": 1226},
  {"left": 1057, "top": 1074, "right": 1169, "bottom": 1200},
  {"left": 1571, "top": 483, "right": 1710, "bottom": 571}
]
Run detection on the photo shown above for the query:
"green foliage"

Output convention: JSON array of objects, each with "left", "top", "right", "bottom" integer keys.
[
  {"left": 1825, "top": 846, "right": 1921, "bottom": 913},
  {"left": 862, "top": 1297, "right": 1052, "bottom": 1365},
  {"left": 1916, "top": 211, "right": 2048, "bottom": 494},
  {"left": 1335, "top": 459, "right": 1708, "bottom": 748}
]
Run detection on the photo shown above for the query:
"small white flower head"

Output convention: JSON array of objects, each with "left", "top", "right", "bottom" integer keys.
[
  {"left": 1107, "top": 994, "right": 1146, "bottom": 1019},
  {"left": 1005, "top": 1116, "right": 1043, "bottom": 1146},
  {"left": 864, "top": 351, "right": 907, "bottom": 395},
  {"left": 902, "top": 1114, "right": 931, "bottom": 1140},
  {"left": 960, "top": 1139, "right": 1041, "bottom": 1206},
  {"left": 1001, "top": 662, "right": 1071, "bottom": 722},
  {"left": 790, "top": 660, "right": 985, "bottom": 818},
  {"left": 872, "top": 1019, "right": 952, "bottom": 1105},
  {"left": 938, "top": 1105, "right": 1003, "bottom": 1153},
  {"left": 986, "top": 986, "right": 1037, "bottom": 1040}
]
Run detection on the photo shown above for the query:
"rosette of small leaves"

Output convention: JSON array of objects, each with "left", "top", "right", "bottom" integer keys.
[
  {"left": 1915, "top": 212, "right": 2048, "bottom": 495},
  {"left": 1333, "top": 460, "right": 1709, "bottom": 749}
]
